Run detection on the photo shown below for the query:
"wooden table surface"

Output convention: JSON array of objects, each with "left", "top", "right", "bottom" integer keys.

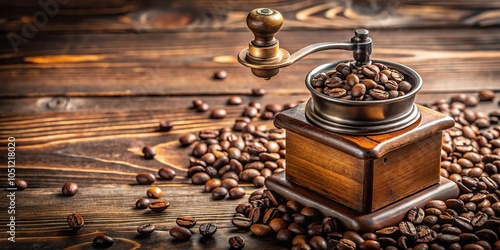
[{"left": 1, "top": 0, "right": 499, "bottom": 249}]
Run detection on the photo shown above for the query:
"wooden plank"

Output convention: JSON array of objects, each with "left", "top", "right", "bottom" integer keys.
[
  {"left": 1, "top": 29, "right": 500, "bottom": 98},
  {"left": 0, "top": 185, "right": 285, "bottom": 249},
  {"left": 1, "top": 0, "right": 499, "bottom": 34}
]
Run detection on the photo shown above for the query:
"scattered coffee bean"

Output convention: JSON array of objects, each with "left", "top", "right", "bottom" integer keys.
[
  {"left": 229, "top": 187, "right": 246, "bottom": 199},
  {"left": 199, "top": 223, "right": 217, "bottom": 237},
  {"left": 159, "top": 120, "right": 174, "bottom": 131},
  {"left": 142, "top": 146, "right": 156, "bottom": 159},
  {"left": 210, "top": 108, "right": 227, "bottom": 119},
  {"left": 169, "top": 226, "right": 192, "bottom": 241},
  {"left": 212, "top": 187, "right": 229, "bottom": 200},
  {"left": 179, "top": 133, "right": 197, "bottom": 147},
  {"left": 197, "top": 102, "right": 210, "bottom": 112},
  {"left": 192, "top": 98, "right": 204, "bottom": 109},
  {"left": 176, "top": 216, "right": 196, "bottom": 229},
  {"left": 135, "top": 198, "right": 151, "bottom": 209},
  {"left": 93, "top": 234, "right": 114, "bottom": 248},
  {"left": 14, "top": 179, "right": 28, "bottom": 190},
  {"left": 251, "top": 88, "right": 266, "bottom": 96},
  {"left": 158, "top": 167, "right": 176, "bottom": 180},
  {"left": 146, "top": 186, "right": 162, "bottom": 199},
  {"left": 227, "top": 96, "right": 243, "bottom": 105},
  {"left": 67, "top": 213, "right": 84, "bottom": 230},
  {"left": 136, "top": 172, "right": 156, "bottom": 185},
  {"left": 229, "top": 235, "right": 245, "bottom": 249},
  {"left": 213, "top": 70, "right": 227, "bottom": 80},
  {"left": 192, "top": 172, "right": 211, "bottom": 185},
  {"left": 61, "top": 182, "right": 78, "bottom": 197},
  {"left": 478, "top": 89, "right": 495, "bottom": 101},
  {"left": 149, "top": 200, "right": 170, "bottom": 212},
  {"left": 137, "top": 223, "right": 155, "bottom": 236}
]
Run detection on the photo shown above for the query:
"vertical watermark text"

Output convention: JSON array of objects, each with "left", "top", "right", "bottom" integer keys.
[{"left": 6, "top": 137, "right": 16, "bottom": 242}]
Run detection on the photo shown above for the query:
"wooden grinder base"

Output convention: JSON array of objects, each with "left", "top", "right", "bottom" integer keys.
[
  {"left": 266, "top": 172, "right": 458, "bottom": 232},
  {"left": 269, "top": 102, "right": 459, "bottom": 232}
]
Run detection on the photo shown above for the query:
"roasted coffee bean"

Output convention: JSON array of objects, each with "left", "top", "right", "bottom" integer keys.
[
  {"left": 212, "top": 70, "right": 227, "bottom": 80},
  {"left": 253, "top": 175, "right": 266, "bottom": 187},
  {"left": 415, "top": 228, "right": 437, "bottom": 243},
  {"left": 351, "top": 83, "right": 366, "bottom": 97},
  {"left": 93, "top": 235, "right": 114, "bottom": 248},
  {"left": 176, "top": 216, "right": 196, "bottom": 228},
  {"left": 62, "top": 181, "right": 79, "bottom": 197},
  {"left": 459, "top": 233, "right": 480, "bottom": 244},
  {"left": 137, "top": 223, "right": 155, "bottom": 236},
  {"left": 269, "top": 218, "right": 288, "bottom": 233},
  {"left": 197, "top": 102, "right": 210, "bottom": 112},
  {"left": 142, "top": 146, "right": 156, "bottom": 159},
  {"left": 212, "top": 187, "right": 228, "bottom": 200},
  {"left": 14, "top": 179, "right": 27, "bottom": 190},
  {"left": 375, "top": 226, "right": 399, "bottom": 237},
  {"left": 359, "top": 239, "right": 380, "bottom": 250},
  {"left": 471, "top": 211, "right": 488, "bottom": 228},
  {"left": 327, "top": 88, "right": 347, "bottom": 98},
  {"left": 146, "top": 186, "right": 162, "bottom": 199},
  {"left": 229, "top": 187, "right": 246, "bottom": 199},
  {"left": 67, "top": 213, "right": 84, "bottom": 230},
  {"left": 251, "top": 224, "right": 273, "bottom": 237},
  {"left": 463, "top": 243, "right": 487, "bottom": 250},
  {"left": 210, "top": 108, "right": 227, "bottom": 119},
  {"left": 158, "top": 167, "right": 176, "bottom": 180},
  {"left": 229, "top": 235, "right": 245, "bottom": 249},
  {"left": 437, "top": 233, "right": 460, "bottom": 243},
  {"left": 251, "top": 88, "right": 266, "bottom": 96},
  {"left": 338, "top": 238, "right": 356, "bottom": 250},
  {"left": 453, "top": 216, "right": 474, "bottom": 232},
  {"left": 476, "top": 228, "right": 498, "bottom": 242},
  {"left": 199, "top": 223, "right": 217, "bottom": 237},
  {"left": 239, "top": 169, "right": 261, "bottom": 182},
  {"left": 227, "top": 96, "right": 243, "bottom": 105},
  {"left": 249, "top": 206, "right": 263, "bottom": 224},
  {"left": 192, "top": 172, "right": 211, "bottom": 185},
  {"left": 399, "top": 221, "right": 417, "bottom": 237},
  {"left": 159, "top": 120, "right": 174, "bottom": 131},
  {"left": 169, "top": 226, "right": 192, "bottom": 241},
  {"left": 368, "top": 88, "right": 389, "bottom": 100},
  {"left": 478, "top": 89, "right": 495, "bottom": 101},
  {"left": 441, "top": 226, "right": 462, "bottom": 235},
  {"left": 343, "top": 230, "right": 364, "bottom": 245},
  {"left": 232, "top": 215, "right": 252, "bottom": 229},
  {"left": 425, "top": 200, "right": 447, "bottom": 212},
  {"left": 192, "top": 98, "right": 204, "bottom": 109},
  {"left": 135, "top": 198, "right": 151, "bottom": 209},
  {"left": 179, "top": 133, "right": 197, "bottom": 146},
  {"left": 136, "top": 172, "right": 156, "bottom": 185},
  {"left": 149, "top": 200, "right": 170, "bottom": 212},
  {"left": 309, "top": 235, "right": 328, "bottom": 250},
  {"left": 407, "top": 207, "right": 425, "bottom": 224},
  {"left": 204, "top": 178, "right": 221, "bottom": 192}
]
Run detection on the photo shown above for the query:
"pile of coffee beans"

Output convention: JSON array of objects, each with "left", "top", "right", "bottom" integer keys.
[
  {"left": 180, "top": 125, "right": 286, "bottom": 200},
  {"left": 229, "top": 92, "right": 500, "bottom": 249},
  {"left": 311, "top": 62, "right": 413, "bottom": 101}
]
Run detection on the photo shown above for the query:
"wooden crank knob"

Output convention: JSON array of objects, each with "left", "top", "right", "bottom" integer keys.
[{"left": 246, "top": 8, "right": 284, "bottom": 47}]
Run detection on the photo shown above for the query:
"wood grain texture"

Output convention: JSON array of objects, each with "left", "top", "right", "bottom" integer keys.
[
  {"left": 0, "top": 0, "right": 499, "bottom": 249},
  {"left": 1, "top": 28, "right": 499, "bottom": 98},
  {"left": 1, "top": 0, "right": 499, "bottom": 34}
]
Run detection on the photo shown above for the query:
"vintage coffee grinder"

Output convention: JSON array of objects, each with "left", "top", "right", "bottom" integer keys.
[{"left": 238, "top": 8, "right": 459, "bottom": 232}]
